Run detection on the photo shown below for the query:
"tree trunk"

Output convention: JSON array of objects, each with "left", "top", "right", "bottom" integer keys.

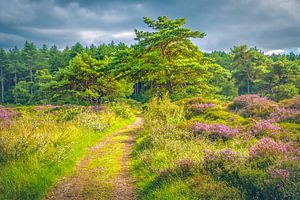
[
  {"left": 14, "top": 63, "right": 17, "bottom": 87},
  {"left": 30, "top": 63, "right": 33, "bottom": 95},
  {"left": 247, "top": 79, "right": 250, "bottom": 94}
]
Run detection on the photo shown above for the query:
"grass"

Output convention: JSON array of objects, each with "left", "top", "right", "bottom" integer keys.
[
  {"left": 132, "top": 96, "right": 300, "bottom": 199},
  {"left": 0, "top": 104, "right": 136, "bottom": 200}
]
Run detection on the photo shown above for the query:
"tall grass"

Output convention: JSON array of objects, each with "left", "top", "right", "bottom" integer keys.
[
  {"left": 132, "top": 95, "right": 300, "bottom": 199},
  {"left": 0, "top": 104, "right": 135, "bottom": 200}
]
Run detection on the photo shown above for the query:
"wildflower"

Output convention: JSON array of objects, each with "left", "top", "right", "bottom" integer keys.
[
  {"left": 249, "top": 137, "right": 288, "bottom": 159},
  {"left": 230, "top": 94, "right": 277, "bottom": 118},
  {"left": 194, "top": 122, "right": 239, "bottom": 139},
  {"left": 269, "top": 168, "right": 290, "bottom": 179},
  {"left": 269, "top": 108, "right": 300, "bottom": 122},
  {"left": 248, "top": 120, "right": 280, "bottom": 136},
  {"left": 190, "top": 103, "right": 215, "bottom": 113}
]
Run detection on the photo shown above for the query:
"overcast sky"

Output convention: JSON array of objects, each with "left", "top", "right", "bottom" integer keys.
[{"left": 0, "top": 0, "right": 299, "bottom": 54}]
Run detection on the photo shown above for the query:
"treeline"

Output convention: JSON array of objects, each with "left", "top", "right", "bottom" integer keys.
[{"left": 0, "top": 16, "right": 299, "bottom": 105}]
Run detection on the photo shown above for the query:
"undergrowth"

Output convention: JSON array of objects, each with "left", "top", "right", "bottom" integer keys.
[
  {"left": 0, "top": 103, "right": 136, "bottom": 200},
  {"left": 132, "top": 95, "right": 300, "bottom": 200}
]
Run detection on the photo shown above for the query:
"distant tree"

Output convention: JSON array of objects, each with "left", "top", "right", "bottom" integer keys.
[
  {"left": 68, "top": 42, "right": 84, "bottom": 59},
  {"left": 8, "top": 46, "right": 21, "bottom": 87},
  {"left": 12, "top": 81, "right": 31, "bottom": 104},
  {"left": 0, "top": 48, "right": 8, "bottom": 104},
  {"left": 22, "top": 41, "right": 38, "bottom": 96},
  {"left": 56, "top": 53, "right": 132, "bottom": 104},
  {"left": 231, "top": 45, "right": 270, "bottom": 94},
  {"left": 48, "top": 45, "right": 65, "bottom": 72}
]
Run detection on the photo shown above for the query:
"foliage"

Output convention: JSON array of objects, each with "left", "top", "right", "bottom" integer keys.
[
  {"left": 145, "top": 94, "right": 185, "bottom": 125},
  {"left": 133, "top": 95, "right": 300, "bottom": 200},
  {"left": 193, "top": 123, "right": 239, "bottom": 140},
  {"left": 230, "top": 94, "right": 278, "bottom": 118}
]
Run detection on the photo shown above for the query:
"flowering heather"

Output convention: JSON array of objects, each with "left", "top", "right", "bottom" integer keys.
[
  {"left": 269, "top": 168, "right": 290, "bottom": 180},
  {"left": 269, "top": 108, "right": 300, "bottom": 122},
  {"left": 0, "top": 107, "right": 18, "bottom": 126},
  {"left": 203, "top": 148, "right": 242, "bottom": 171},
  {"left": 249, "top": 137, "right": 288, "bottom": 159},
  {"left": 248, "top": 120, "right": 281, "bottom": 136},
  {"left": 190, "top": 103, "right": 215, "bottom": 113},
  {"left": 35, "top": 105, "right": 60, "bottom": 111},
  {"left": 194, "top": 122, "right": 239, "bottom": 139},
  {"left": 230, "top": 94, "right": 277, "bottom": 118},
  {"left": 280, "top": 95, "right": 300, "bottom": 110}
]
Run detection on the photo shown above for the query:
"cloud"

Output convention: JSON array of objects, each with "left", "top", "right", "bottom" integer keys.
[{"left": 0, "top": 0, "right": 299, "bottom": 53}]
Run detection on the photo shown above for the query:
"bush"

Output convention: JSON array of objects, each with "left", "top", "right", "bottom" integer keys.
[
  {"left": 247, "top": 120, "right": 281, "bottom": 137},
  {"left": 249, "top": 137, "right": 289, "bottom": 160},
  {"left": 145, "top": 94, "right": 185, "bottom": 125},
  {"left": 203, "top": 149, "right": 243, "bottom": 178},
  {"left": 109, "top": 102, "right": 133, "bottom": 119},
  {"left": 191, "top": 174, "right": 243, "bottom": 199},
  {"left": 270, "top": 107, "right": 300, "bottom": 123},
  {"left": 0, "top": 107, "right": 19, "bottom": 128},
  {"left": 230, "top": 94, "right": 278, "bottom": 118},
  {"left": 193, "top": 123, "right": 239, "bottom": 140},
  {"left": 279, "top": 95, "right": 300, "bottom": 110}
]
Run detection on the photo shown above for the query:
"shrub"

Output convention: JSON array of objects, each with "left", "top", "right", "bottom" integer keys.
[
  {"left": 193, "top": 122, "right": 239, "bottom": 140},
  {"left": 191, "top": 174, "right": 243, "bottom": 199},
  {"left": 109, "top": 102, "right": 133, "bottom": 119},
  {"left": 279, "top": 95, "right": 300, "bottom": 110},
  {"left": 247, "top": 120, "right": 281, "bottom": 137},
  {"left": 203, "top": 149, "right": 243, "bottom": 181},
  {"left": 179, "top": 97, "right": 216, "bottom": 105},
  {"left": 190, "top": 103, "right": 215, "bottom": 113},
  {"left": 145, "top": 94, "right": 185, "bottom": 125},
  {"left": 78, "top": 110, "right": 113, "bottom": 132},
  {"left": 230, "top": 94, "right": 278, "bottom": 118},
  {"left": 0, "top": 107, "right": 19, "bottom": 128},
  {"left": 270, "top": 108, "right": 300, "bottom": 123},
  {"left": 249, "top": 137, "right": 289, "bottom": 159}
]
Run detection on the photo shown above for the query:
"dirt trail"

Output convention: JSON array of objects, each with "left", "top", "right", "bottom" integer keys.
[{"left": 46, "top": 117, "right": 143, "bottom": 200}]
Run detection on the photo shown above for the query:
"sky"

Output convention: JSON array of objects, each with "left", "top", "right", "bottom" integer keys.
[{"left": 0, "top": 0, "right": 299, "bottom": 54}]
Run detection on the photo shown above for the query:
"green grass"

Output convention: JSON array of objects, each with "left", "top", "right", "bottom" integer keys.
[
  {"left": 0, "top": 105, "right": 135, "bottom": 200},
  {"left": 132, "top": 96, "right": 300, "bottom": 199}
]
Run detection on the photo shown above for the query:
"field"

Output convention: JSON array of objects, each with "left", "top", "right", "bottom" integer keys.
[
  {"left": 132, "top": 95, "right": 300, "bottom": 199},
  {"left": 0, "top": 103, "right": 136, "bottom": 199}
]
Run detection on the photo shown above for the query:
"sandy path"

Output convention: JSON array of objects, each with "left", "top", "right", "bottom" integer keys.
[{"left": 46, "top": 117, "right": 142, "bottom": 200}]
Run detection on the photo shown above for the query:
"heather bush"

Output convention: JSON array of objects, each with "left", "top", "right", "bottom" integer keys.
[
  {"left": 203, "top": 149, "right": 243, "bottom": 178},
  {"left": 249, "top": 137, "right": 289, "bottom": 159},
  {"left": 189, "top": 103, "right": 215, "bottom": 114},
  {"left": 270, "top": 107, "right": 300, "bottom": 123},
  {"left": 134, "top": 95, "right": 300, "bottom": 200},
  {"left": 0, "top": 107, "right": 19, "bottom": 128},
  {"left": 191, "top": 174, "right": 243, "bottom": 199},
  {"left": 279, "top": 95, "right": 300, "bottom": 110},
  {"left": 230, "top": 94, "right": 278, "bottom": 118},
  {"left": 247, "top": 120, "right": 281, "bottom": 137},
  {"left": 193, "top": 122, "right": 239, "bottom": 140}
]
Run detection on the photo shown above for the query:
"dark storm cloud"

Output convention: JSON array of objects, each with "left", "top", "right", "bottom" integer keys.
[{"left": 0, "top": 0, "right": 299, "bottom": 53}]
